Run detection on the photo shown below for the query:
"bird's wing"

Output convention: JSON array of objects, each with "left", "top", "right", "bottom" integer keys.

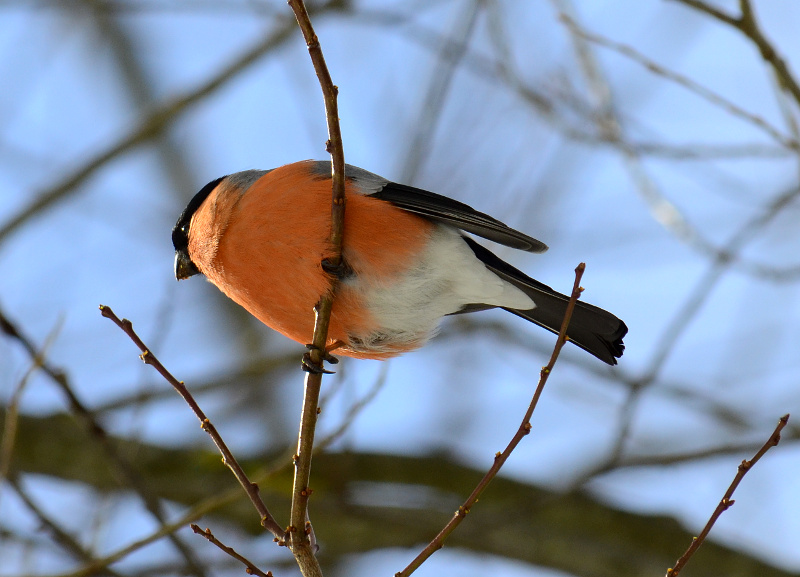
[{"left": 338, "top": 163, "right": 548, "bottom": 254}]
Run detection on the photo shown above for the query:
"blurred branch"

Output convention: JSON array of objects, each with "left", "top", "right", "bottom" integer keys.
[
  {"left": 0, "top": 306, "right": 206, "bottom": 576},
  {"left": 74, "top": 4, "right": 214, "bottom": 573},
  {"left": 401, "top": 0, "right": 482, "bottom": 183},
  {"left": 1, "top": 316, "right": 60, "bottom": 482},
  {"left": 92, "top": 352, "right": 297, "bottom": 415},
  {"left": 625, "top": 142, "right": 790, "bottom": 159},
  {"left": 0, "top": 0, "right": 342, "bottom": 244},
  {"left": 1, "top": 0, "right": 284, "bottom": 15},
  {"left": 99, "top": 305, "right": 287, "bottom": 542},
  {"left": 559, "top": 13, "right": 800, "bottom": 151},
  {"left": 82, "top": 0, "right": 198, "bottom": 203},
  {"left": 612, "top": 431, "right": 799, "bottom": 472},
  {"left": 586, "top": 181, "right": 800, "bottom": 483},
  {"left": 7, "top": 477, "right": 125, "bottom": 577},
  {"left": 519, "top": 2, "right": 800, "bottom": 282},
  {"left": 551, "top": 0, "right": 722, "bottom": 261},
  {"left": 359, "top": 6, "right": 793, "bottom": 166},
  {"left": 667, "top": 414, "right": 790, "bottom": 576},
  {"left": 445, "top": 313, "right": 797, "bottom": 451},
  {"left": 0, "top": 356, "right": 385, "bottom": 575},
  {"left": 9, "top": 412, "right": 796, "bottom": 577},
  {"left": 673, "top": 0, "right": 800, "bottom": 108},
  {"left": 286, "top": 1, "right": 346, "bottom": 575},
  {"left": 316, "top": 363, "right": 389, "bottom": 453},
  {"left": 397, "top": 263, "right": 585, "bottom": 577},
  {"left": 549, "top": 0, "right": 800, "bottom": 490}
]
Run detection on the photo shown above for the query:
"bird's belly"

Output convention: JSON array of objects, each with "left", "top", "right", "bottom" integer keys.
[{"left": 336, "top": 225, "right": 533, "bottom": 359}]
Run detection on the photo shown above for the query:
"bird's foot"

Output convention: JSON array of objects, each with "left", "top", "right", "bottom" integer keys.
[
  {"left": 321, "top": 258, "right": 352, "bottom": 280},
  {"left": 302, "top": 343, "right": 342, "bottom": 374}
]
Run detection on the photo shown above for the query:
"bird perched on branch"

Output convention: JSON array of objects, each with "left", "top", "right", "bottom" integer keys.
[{"left": 172, "top": 160, "right": 627, "bottom": 367}]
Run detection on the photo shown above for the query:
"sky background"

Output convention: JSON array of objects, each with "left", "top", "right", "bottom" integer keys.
[{"left": 1, "top": 1, "right": 799, "bottom": 576}]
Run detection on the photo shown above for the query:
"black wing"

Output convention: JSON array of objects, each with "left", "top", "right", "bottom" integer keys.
[{"left": 368, "top": 181, "right": 548, "bottom": 253}]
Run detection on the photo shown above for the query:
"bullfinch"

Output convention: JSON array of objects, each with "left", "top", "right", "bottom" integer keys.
[{"left": 172, "top": 160, "right": 627, "bottom": 365}]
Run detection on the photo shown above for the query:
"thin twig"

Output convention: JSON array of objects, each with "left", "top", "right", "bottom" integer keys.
[
  {"left": 190, "top": 524, "right": 273, "bottom": 577},
  {"left": 36, "top": 357, "right": 389, "bottom": 577},
  {"left": 286, "top": 2, "right": 347, "bottom": 576},
  {"left": 559, "top": 13, "right": 799, "bottom": 151},
  {"left": 98, "top": 305, "right": 287, "bottom": 543},
  {"left": 673, "top": 0, "right": 800, "bottom": 108},
  {"left": 0, "top": 306, "right": 205, "bottom": 573},
  {"left": 666, "top": 413, "right": 790, "bottom": 576},
  {"left": 395, "top": 263, "right": 586, "bottom": 577}
]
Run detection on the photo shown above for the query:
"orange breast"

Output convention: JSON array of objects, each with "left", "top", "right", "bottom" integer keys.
[{"left": 196, "top": 161, "right": 434, "bottom": 358}]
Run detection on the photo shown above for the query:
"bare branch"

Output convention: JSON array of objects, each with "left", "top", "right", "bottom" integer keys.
[
  {"left": 559, "top": 13, "right": 799, "bottom": 151},
  {"left": 670, "top": 0, "right": 739, "bottom": 27},
  {"left": 1, "top": 317, "right": 61, "bottom": 482},
  {"left": 191, "top": 524, "right": 273, "bottom": 577},
  {"left": 673, "top": 0, "right": 800, "bottom": 108},
  {"left": 0, "top": 306, "right": 206, "bottom": 573},
  {"left": 285, "top": 2, "right": 347, "bottom": 575},
  {"left": 667, "top": 414, "right": 790, "bottom": 576},
  {"left": 0, "top": 1, "right": 340, "bottom": 245},
  {"left": 8, "top": 478, "right": 126, "bottom": 577},
  {"left": 99, "top": 305, "right": 287, "bottom": 543},
  {"left": 396, "top": 263, "right": 586, "bottom": 577}
]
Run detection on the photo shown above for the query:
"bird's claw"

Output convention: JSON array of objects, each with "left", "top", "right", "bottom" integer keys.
[
  {"left": 302, "top": 344, "right": 340, "bottom": 374},
  {"left": 321, "top": 258, "right": 352, "bottom": 280}
]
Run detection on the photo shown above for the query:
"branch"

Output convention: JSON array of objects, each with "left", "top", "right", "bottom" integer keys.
[
  {"left": 0, "top": 306, "right": 207, "bottom": 576},
  {"left": 0, "top": 1, "right": 341, "bottom": 245},
  {"left": 191, "top": 524, "right": 273, "bottom": 577},
  {"left": 1, "top": 316, "right": 61, "bottom": 482},
  {"left": 98, "top": 305, "right": 287, "bottom": 543},
  {"left": 673, "top": 0, "right": 800, "bottom": 107},
  {"left": 9, "top": 477, "right": 126, "bottom": 577},
  {"left": 558, "top": 13, "right": 799, "bottom": 151},
  {"left": 667, "top": 413, "right": 790, "bottom": 576},
  {"left": 286, "top": 2, "right": 347, "bottom": 576},
  {"left": 395, "top": 263, "right": 586, "bottom": 577},
  {"left": 19, "top": 358, "right": 388, "bottom": 577}
]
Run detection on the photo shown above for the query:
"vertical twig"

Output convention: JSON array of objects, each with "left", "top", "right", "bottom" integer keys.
[{"left": 287, "top": 2, "right": 347, "bottom": 575}]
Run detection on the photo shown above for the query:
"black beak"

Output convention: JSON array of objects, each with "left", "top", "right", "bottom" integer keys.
[{"left": 175, "top": 250, "right": 200, "bottom": 280}]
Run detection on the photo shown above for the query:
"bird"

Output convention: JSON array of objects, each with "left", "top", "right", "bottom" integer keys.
[{"left": 172, "top": 160, "right": 627, "bottom": 366}]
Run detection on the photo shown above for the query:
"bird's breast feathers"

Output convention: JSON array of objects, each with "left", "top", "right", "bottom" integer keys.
[{"left": 189, "top": 162, "right": 532, "bottom": 358}]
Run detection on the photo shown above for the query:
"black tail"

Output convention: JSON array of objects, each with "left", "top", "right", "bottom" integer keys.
[{"left": 463, "top": 237, "right": 627, "bottom": 365}]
